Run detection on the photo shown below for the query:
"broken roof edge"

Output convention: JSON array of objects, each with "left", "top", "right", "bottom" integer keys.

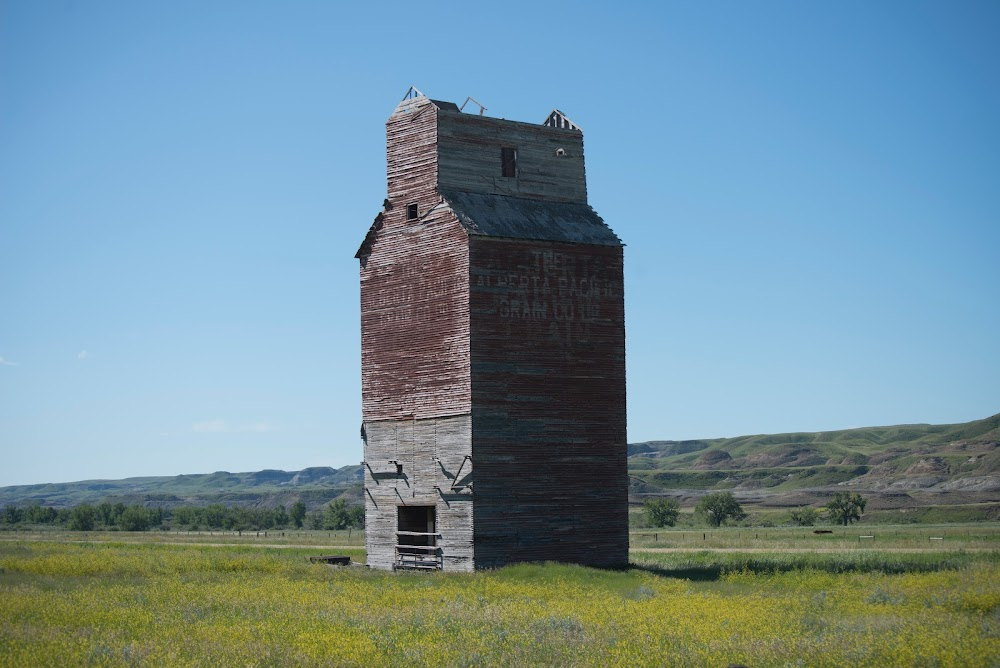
[
  {"left": 354, "top": 210, "right": 383, "bottom": 261},
  {"left": 394, "top": 87, "right": 580, "bottom": 130}
]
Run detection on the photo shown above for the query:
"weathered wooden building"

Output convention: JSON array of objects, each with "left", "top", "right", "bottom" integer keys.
[{"left": 357, "top": 88, "right": 627, "bottom": 571}]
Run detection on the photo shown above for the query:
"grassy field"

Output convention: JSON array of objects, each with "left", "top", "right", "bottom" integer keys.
[
  {"left": 629, "top": 523, "right": 1000, "bottom": 551},
  {"left": 8, "top": 523, "right": 997, "bottom": 550},
  {"left": 2, "top": 528, "right": 999, "bottom": 666},
  {"left": 0, "top": 528, "right": 366, "bottom": 548}
]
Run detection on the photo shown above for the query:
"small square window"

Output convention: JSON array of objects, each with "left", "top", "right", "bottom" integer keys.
[
  {"left": 406, "top": 203, "right": 418, "bottom": 220},
  {"left": 501, "top": 147, "right": 517, "bottom": 178}
]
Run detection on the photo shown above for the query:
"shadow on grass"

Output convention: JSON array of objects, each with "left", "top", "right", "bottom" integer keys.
[
  {"left": 607, "top": 551, "right": 987, "bottom": 581},
  {"left": 627, "top": 563, "right": 724, "bottom": 581}
]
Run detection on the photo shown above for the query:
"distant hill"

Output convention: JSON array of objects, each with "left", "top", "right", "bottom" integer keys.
[
  {"left": 628, "top": 413, "right": 1000, "bottom": 522},
  {"left": 3, "top": 414, "right": 998, "bottom": 521},
  {"left": 0, "top": 465, "right": 363, "bottom": 511}
]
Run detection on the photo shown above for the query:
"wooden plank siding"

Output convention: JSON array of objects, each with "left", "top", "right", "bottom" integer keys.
[
  {"left": 386, "top": 96, "right": 441, "bottom": 217},
  {"left": 469, "top": 237, "right": 628, "bottom": 568},
  {"left": 361, "top": 96, "right": 475, "bottom": 571},
  {"left": 363, "top": 415, "right": 474, "bottom": 572},
  {"left": 360, "top": 93, "right": 627, "bottom": 570},
  {"left": 437, "top": 110, "right": 588, "bottom": 204},
  {"left": 358, "top": 204, "right": 471, "bottom": 420},
  {"left": 361, "top": 97, "right": 471, "bottom": 421}
]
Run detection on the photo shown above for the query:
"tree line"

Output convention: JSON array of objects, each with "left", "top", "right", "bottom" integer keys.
[
  {"left": 1, "top": 499, "right": 364, "bottom": 532},
  {"left": 641, "top": 491, "right": 867, "bottom": 528}
]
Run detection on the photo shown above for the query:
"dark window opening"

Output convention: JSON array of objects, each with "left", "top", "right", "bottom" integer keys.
[
  {"left": 397, "top": 505, "right": 436, "bottom": 547},
  {"left": 501, "top": 147, "right": 517, "bottom": 178},
  {"left": 406, "top": 203, "right": 418, "bottom": 220}
]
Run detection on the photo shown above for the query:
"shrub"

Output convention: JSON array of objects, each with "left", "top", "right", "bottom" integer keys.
[{"left": 790, "top": 507, "right": 819, "bottom": 526}]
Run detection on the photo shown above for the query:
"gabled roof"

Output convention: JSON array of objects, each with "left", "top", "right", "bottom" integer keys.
[
  {"left": 543, "top": 109, "right": 581, "bottom": 132},
  {"left": 442, "top": 191, "right": 621, "bottom": 247}
]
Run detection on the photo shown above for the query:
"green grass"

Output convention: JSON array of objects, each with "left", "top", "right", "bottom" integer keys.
[
  {"left": 628, "top": 523, "right": 1000, "bottom": 551},
  {"left": 1, "top": 537, "right": 998, "bottom": 666},
  {"left": 631, "top": 549, "right": 1000, "bottom": 578},
  {"left": 0, "top": 528, "right": 366, "bottom": 547}
]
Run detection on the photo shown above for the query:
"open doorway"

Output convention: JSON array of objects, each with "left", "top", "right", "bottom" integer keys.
[{"left": 395, "top": 505, "right": 440, "bottom": 569}]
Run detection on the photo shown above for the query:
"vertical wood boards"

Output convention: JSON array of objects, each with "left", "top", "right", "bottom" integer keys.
[{"left": 363, "top": 415, "right": 474, "bottom": 572}]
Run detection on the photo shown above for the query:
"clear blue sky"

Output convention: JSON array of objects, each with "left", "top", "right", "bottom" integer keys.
[{"left": 1, "top": 1, "right": 998, "bottom": 487}]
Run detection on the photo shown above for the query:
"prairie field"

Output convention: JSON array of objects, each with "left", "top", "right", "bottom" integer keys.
[{"left": 1, "top": 529, "right": 999, "bottom": 667}]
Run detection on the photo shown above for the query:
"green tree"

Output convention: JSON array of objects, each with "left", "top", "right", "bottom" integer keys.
[
  {"left": 112, "top": 503, "right": 127, "bottom": 525},
  {"left": 323, "top": 499, "right": 350, "bottom": 530},
  {"left": 826, "top": 492, "right": 866, "bottom": 526},
  {"left": 695, "top": 492, "right": 746, "bottom": 527},
  {"left": 347, "top": 505, "right": 364, "bottom": 529},
  {"left": 273, "top": 505, "right": 289, "bottom": 527},
  {"left": 790, "top": 507, "right": 818, "bottom": 526},
  {"left": 119, "top": 505, "right": 154, "bottom": 531},
  {"left": 3, "top": 505, "right": 23, "bottom": 525},
  {"left": 96, "top": 502, "right": 116, "bottom": 527},
  {"left": 290, "top": 501, "right": 307, "bottom": 528},
  {"left": 222, "top": 508, "right": 243, "bottom": 531},
  {"left": 643, "top": 498, "right": 680, "bottom": 527},
  {"left": 68, "top": 504, "right": 97, "bottom": 531},
  {"left": 174, "top": 507, "right": 197, "bottom": 527},
  {"left": 26, "top": 505, "right": 57, "bottom": 524},
  {"left": 203, "top": 504, "right": 227, "bottom": 529},
  {"left": 322, "top": 499, "right": 364, "bottom": 530}
]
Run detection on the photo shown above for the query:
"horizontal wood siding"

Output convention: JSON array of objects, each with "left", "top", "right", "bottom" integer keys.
[
  {"left": 364, "top": 415, "right": 474, "bottom": 572},
  {"left": 387, "top": 97, "right": 440, "bottom": 215},
  {"left": 437, "top": 111, "right": 588, "bottom": 204},
  {"left": 469, "top": 237, "right": 628, "bottom": 568},
  {"left": 362, "top": 95, "right": 625, "bottom": 571},
  {"left": 361, "top": 101, "right": 471, "bottom": 421}
]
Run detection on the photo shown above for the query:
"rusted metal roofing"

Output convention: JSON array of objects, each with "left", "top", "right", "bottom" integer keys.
[{"left": 442, "top": 190, "right": 621, "bottom": 247}]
